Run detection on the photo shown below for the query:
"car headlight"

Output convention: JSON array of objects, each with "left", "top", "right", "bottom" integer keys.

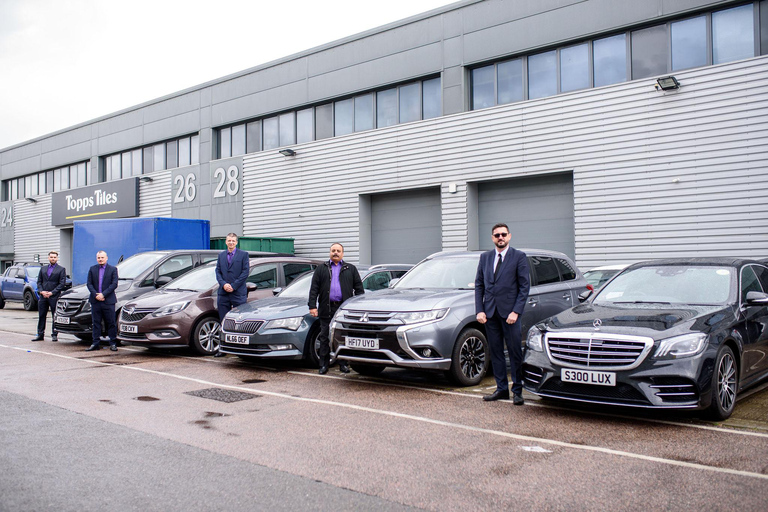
[
  {"left": 392, "top": 309, "right": 449, "bottom": 324},
  {"left": 527, "top": 326, "right": 544, "bottom": 352},
  {"left": 152, "top": 301, "right": 190, "bottom": 317},
  {"left": 264, "top": 317, "right": 303, "bottom": 331},
  {"left": 654, "top": 333, "right": 708, "bottom": 359},
  {"left": 81, "top": 301, "right": 91, "bottom": 313}
]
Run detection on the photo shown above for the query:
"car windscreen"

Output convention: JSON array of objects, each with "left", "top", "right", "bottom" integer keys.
[
  {"left": 394, "top": 255, "right": 479, "bottom": 290},
  {"left": 279, "top": 272, "right": 313, "bottom": 298},
  {"left": 584, "top": 269, "right": 619, "bottom": 288},
  {"left": 116, "top": 252, "right": 168, "bottom": 279},
  {"left": 26, "top": 266, "right": 41, "bottom": 279},
  {"left": 594, "top": 265, "right": 734, "bottom": 305},
  {"left": 163, "top": 265, "right": 217, "bottom": 292}
]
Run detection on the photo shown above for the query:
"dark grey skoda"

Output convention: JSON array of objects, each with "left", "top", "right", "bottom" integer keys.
[{"left": 523, "top": 258, "right": 768, "bottom": 420}]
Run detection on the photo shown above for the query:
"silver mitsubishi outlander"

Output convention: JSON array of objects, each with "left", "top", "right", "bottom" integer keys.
[{"left": 332, "top": 249, "right": 587, "bottom": 386}]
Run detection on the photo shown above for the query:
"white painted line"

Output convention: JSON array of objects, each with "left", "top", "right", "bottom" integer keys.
[{"left": 3, "top": 343, "right": 768, "bottom": 482}]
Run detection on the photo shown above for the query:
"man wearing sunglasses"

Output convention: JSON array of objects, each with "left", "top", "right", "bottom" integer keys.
[{"left": 475, "top": 223, "right": 530, "bottom": 405}]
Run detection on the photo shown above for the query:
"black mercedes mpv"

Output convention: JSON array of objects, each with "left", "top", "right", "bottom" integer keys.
[{"left": 523, "top": 258, "right": 768, "bottom": 420}]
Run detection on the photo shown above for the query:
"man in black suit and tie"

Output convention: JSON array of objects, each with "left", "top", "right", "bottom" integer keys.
[
  {"left": 32, "top": 251, "right": 67, "bottom": 342},
  {"left": 475, "top": 223, "right": 530, "bottom": 405},
  {"left": 213, "top": 233, "right": 250, "bottom": 357},
  {"left": 85, "top": 250, "right": 119, "bottom": 352}
]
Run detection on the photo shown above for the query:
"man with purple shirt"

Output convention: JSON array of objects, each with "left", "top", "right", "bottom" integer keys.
[
  {"left": 308, "top": 243, "right": 364, "bottom": 374},
  {"left": 213, "top": 233, "right": 250, "bottom": 358},
  {"left": 32, "top": 251, "right": 67, "bottom": 342},
  {"left": 85, "top": 250, "right": 119, "bottom": 352}
]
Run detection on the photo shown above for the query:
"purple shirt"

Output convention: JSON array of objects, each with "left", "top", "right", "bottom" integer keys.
[
  {"left": 227, "top": 250, "right": 235, "bottom": 265},
  {"left": 47, "top": 263, "right": 55, "bottom": 277},
  {"left": 329, "top": 261, "right": 343, "bottom": 302},
  {"left": 98, "top": 265, "right": 105, "bottom": 293}
]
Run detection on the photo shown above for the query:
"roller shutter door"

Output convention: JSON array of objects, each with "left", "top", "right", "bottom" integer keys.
[
  {"left": 371, "top": 188, "right": 441, "bottom": 264},
  {"left": 478, "top": 173, "right": 574, "bottom": 258}
]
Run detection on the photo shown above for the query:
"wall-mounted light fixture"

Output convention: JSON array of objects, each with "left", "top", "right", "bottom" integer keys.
[
  {"left": 655, "top": 76, "right": 680, "bottom": 91},
  {"left": 25, "top": 197, "right": 37, "bottom": 204},
  {"left": 139, "top": 176, "right": 154, "bottom": 183},
  {"left": 279, "top": 149, "right": 297, "bottom": 157}
]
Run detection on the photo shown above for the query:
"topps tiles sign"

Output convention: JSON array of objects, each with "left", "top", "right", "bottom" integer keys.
[{"left": 51, "top": 178, "right": 139, "bottom": 227}]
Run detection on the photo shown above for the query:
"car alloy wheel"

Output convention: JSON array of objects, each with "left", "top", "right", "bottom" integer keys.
[
  {"left": 448, "top": 328, "right": 489, "bottom": 386},
  {"left": 716, "top": 349, "right": 737, "bottom": 413},
  {"left": 194, "top": 318, "right": 221, "bottom": 355}
]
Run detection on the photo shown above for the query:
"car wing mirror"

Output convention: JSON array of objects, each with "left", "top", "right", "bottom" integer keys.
[
  {"left": 388, "top": 278, "right": 400, "bottom": 288},
  {"left": 155, "top": 276, "right": 173, "bottom": 288},
  {"left": 745, "top": 291, "right": 768, "bottom": 306},
  {"left": 272, "top": 287, "right": 283, "bottom": 296},
  {"left": 246, "top": 282, "right": 257, "bottom": 293},
  {"left": 578, "top": 289, "right": 593, "bottom": 302}
]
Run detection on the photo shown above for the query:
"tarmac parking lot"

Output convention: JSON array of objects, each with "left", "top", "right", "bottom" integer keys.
[{"left": 1, "top": 303, "right": 767, "bottom": 510}]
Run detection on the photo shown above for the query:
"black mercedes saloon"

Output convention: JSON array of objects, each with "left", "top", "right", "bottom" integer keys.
[{"left": 523, "top": 258, "right": 768, "bottom": 420}]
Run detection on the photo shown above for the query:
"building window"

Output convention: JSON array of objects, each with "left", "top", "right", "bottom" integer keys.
[
  {"left": 178, "top": 137, "right": 190, "bottom": 167},
  {"left": 422, "top": 77, "right": 442, "bottom": 119},
  {"left": 296, "top": 108, "right": 314, "bottom": 143},
  {"left": 593, "top": 34, "right": 627, "bottom": 87},
  {"left": 279, "top": 112, "right": 296, "bottom": 146},
  {"left": 713, "top": 4, "right": 755, "bottom": 64},
  {"left": 560, "top": 43, "right": 590, "bottom": 92},
  {"left": 334, "top": 98, "right": 354, "bottom": 136},
  {"left": 263, "top": 117, "right": 279, "bottom": 150},
  {"left": 2, "top": 159, "right": 89, "bottom": 199},
  {"left": 528, "top": 50, "right": 557, "bottom": 99},
  {"left": 246, "top": 121, "right": 262, "bottom": 153},
  {"left": 471, "top": 65, "right": 495, "bottom": 110},
  {"left": 631, "top": 24, "right": 668, "bottom": 79},
  {"left": 231, "top": 124, "right": 246, "bottom": 156},
  {"left": 672, "top": 16, "right": 708, "bottom": 71},
  {"left": 354, "top": 93, "right": 374, "bottom": 132},
  {"left": 497, "top": 59, "right": 523, "bottom": 105},
  {"left": 376, "top": 88, "right": 398, "bottom": 127},
  {"left": 219, "top": 127, "right": 231, "bottom": 158},
  {"left": 399, "top": 83, "right": 421, "bottom": 124}
]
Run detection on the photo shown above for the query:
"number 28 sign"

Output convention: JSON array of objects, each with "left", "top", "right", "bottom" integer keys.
[{"left": 172, "top": 164, "right": 241, "bottom": 204}]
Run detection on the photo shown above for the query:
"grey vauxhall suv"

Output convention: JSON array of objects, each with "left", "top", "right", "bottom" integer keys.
[{"left": 332, "top": 249, "right": 587, "bottom": 386}]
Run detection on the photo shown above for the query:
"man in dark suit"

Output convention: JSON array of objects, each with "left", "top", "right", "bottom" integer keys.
[
  {"left": 213, "top": 233, "right": 250, "bottom": 357},
  {"left": 475, "top": 223, "right": 530, "bottom": 405},
  {"left": 85, "top": 250, "right": 119, "bottom": 352},
  {"left": 308, "top": 243, "right": 364, "bottom": 374},
  {"left": 32, "top": 251, "right": 67, "bottom": 342}
]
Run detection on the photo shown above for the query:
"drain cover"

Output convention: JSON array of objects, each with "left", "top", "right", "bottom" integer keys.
[{"left": 185, "top": 388, "right": 259, "bottom": 403}]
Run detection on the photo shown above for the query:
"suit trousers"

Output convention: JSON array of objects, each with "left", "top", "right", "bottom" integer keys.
[
  {"left": 91, "top": 301, "right": 117, "bottom": 343},
  {"left": 485, "top": 310, "right": 524, "bottom": 395},
  {"left": 317, "top": 301, "right": 342, "bottom": 367},
  {"left": 37, "top": 296, "right": 58, "bottom": 336},
  {"left": 217, "top": 294, "right": 246, "bottom": 322}
]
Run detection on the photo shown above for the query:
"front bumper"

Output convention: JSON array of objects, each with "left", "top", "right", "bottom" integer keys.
[
  {"left": 54, "top": 299, "right": 93, "bottom": 334},
  {"left": 522, "top": 342, "right": 717, "bottom": 410},
  {"left": 218, "top": 320, "right": 310, "bottom": 360},
  {"left": 332, "top": 314, "right": 456, "bottom": 371}
]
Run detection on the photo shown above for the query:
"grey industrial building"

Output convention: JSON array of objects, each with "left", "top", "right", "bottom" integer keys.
[{"left": 1, "top": 0, "right": 767, "bottom": 273}]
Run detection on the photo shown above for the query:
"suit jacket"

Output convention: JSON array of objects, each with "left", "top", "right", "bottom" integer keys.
[
  {"left": 37, "top": 264, "right": 67, "bottom": 299},
  {"left": 86, "top": 263, "right": 119, "bottom": 305},
  {"left": 308, "top": 260, "right": 365, "bottom": 318},
  {"left": 215, "top": 249, "right": 250, "bottom": 302},
  {"left": 475, "top": 248, "right": 530, "bottom": 318}
]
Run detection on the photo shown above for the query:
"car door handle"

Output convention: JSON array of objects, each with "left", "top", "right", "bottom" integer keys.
[
  {"left": 563, "top": 293, "right": 571, "bottom": 300},
  {"left": 528, "top": 298, "right": 538, "bottom": 307}
]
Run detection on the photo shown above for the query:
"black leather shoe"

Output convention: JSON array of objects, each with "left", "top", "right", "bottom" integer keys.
[
  {"left": 483, "top": 389, "right": 510, "bottom": 401},
  {"left": 85, "top": 344, "right": 101, "bottom": 351},
  {"left": 213, "top": 351, "right": 226, "bottom": 358},
  {"left": 339, "top": 363, "right": 350, "bottom": 374},
  {"left": 110, "top": 345, "right": 118, "bottom": 351},
  {"left": 51, "top": 335, "right": 58, "bottom": 342},
  {"left": 31, "top": 335, "right": 44, "bottom": 342},
  {"left": 513, "top": 393, "right": 524, "bottom": 406},
  {"left": 319, "top": 366, "right": 329, "bottom": 375}
]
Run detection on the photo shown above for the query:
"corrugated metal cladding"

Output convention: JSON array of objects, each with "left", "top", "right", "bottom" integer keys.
[
  {"left": 13, "top": 196, "right": 60, "bottom": 262},
  {"left": 241, "top": 56, "right": 768, "bottom": 268},
  {"left": 138, "top": 171, "right": 172, "bottom": 218}
]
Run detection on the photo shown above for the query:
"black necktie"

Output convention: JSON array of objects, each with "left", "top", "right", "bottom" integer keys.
[{"left": 493, "top": 253, "right": 502, "bottom": 280}]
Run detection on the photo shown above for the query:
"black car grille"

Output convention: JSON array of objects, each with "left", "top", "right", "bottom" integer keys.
[
  {"left": 118, "top": 332, "right": 148, "bottom": 341},
  {"left": 546, "top": 332, "right": 653, "bottom": 369},
  {"left": 540, "top": 378, "right": 649, "bottom": 405},
  {"left": 649, "top": 377, "right": 698, "bottom": 403},
  {"left": 338, "top": 330, "right": 410, "bottom": 358},
  {"left": 56, "top": 299, "right": 84, "bottom": 315},
  {"left": 223, "top": 319, "right": 264, "bottom": 334},
  {"left": 120, "top": 308, "right": 154, "bottom": 322}
]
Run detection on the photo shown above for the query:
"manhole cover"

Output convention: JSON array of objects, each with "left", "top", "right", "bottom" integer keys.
[{"left": 185, "top": 388, "right": 259, "bottom": 403}]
